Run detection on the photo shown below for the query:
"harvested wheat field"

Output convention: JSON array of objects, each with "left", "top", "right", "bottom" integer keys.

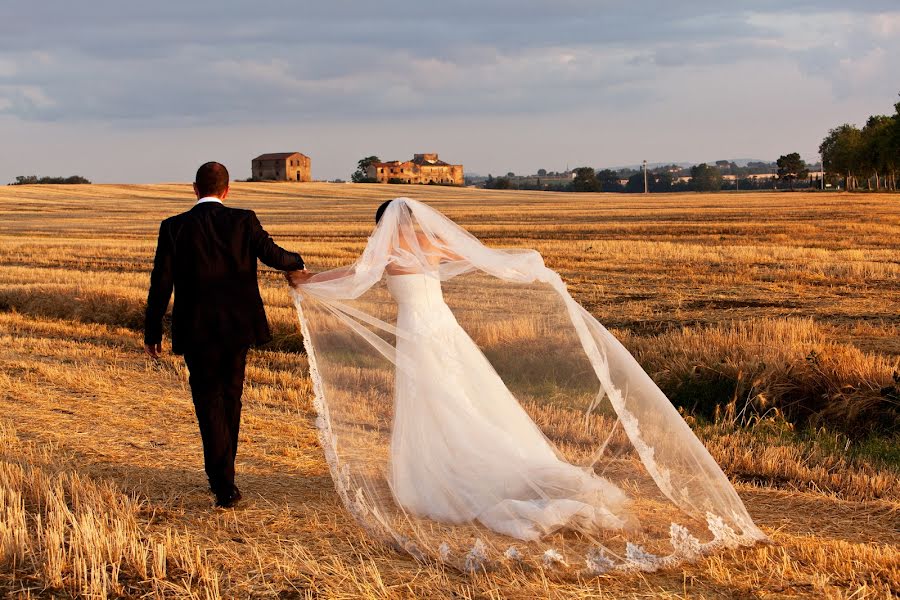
[{"left": 0, "top": 183, "right": 898, "bottom": 599}]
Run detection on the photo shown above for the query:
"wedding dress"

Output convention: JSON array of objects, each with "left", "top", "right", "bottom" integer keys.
[
  {"left": 292, "top": 197, "right": 766, "bottom": 574},
  {"left": 386, "top": 272, "right": 630, "bottom": 541}
]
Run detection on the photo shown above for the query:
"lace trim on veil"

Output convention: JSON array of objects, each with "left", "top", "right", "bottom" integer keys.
[
  {"left": 292, "top": 292, "right": 768, "bottom": 575},
  {"left": 293, "top": 293, "right": 766, "bottom": 576}
]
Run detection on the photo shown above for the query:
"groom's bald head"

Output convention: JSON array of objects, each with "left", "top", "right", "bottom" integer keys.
[{"left": 194, "top": 162, "right": 230, "bottom": 199}]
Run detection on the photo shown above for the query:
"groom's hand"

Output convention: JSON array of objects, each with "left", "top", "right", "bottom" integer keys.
[
  {"left": 285, "top": 269, "right": 313, "bottom": 287},
  {"left": 144, "top": 343, "right": 162, "bottom": 359}
]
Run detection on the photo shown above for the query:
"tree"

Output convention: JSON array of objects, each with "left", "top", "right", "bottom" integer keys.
[
  {"left": 690, "top": 163, "right": 722, "bottom": 192},
  {"left": 596, "top": 169, "right": 623, "bottom": 192},
  {"left": 351, "top": 156, "right": 380, "bottom": 183},
  {"left": 483, "top": 174, "right": 513, "bottom": 190},
  {"left": 860, "top": 115, "right": 895, "bottom": 190},
  {"left": 625, "top": 172, "right": 645, "bottom": 193},
  {"left": 818, "top": 91, "right": 900, "bottom": 191},
  {"left": 650, "top": 170, "right": 674, "bottom": 192},
  {"left": 537, "top": 168, "right": 547, "bottom": 177},
  {"left": 891, "top": 97, "right": 900, "bottom": 190},
  {"left": 570, "top": 167, "right": 599, "bottom": 192},
  {"left": 820, "top": 124, "right": 862, "bottom": 190},
  {"left": 776, "top": 152, "right": 808, "bottom": 190},
  {"left": 11, "top": 175, "right": 91, "bottom": 185}
]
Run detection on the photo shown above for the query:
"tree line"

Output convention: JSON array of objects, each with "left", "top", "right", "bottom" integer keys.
[
  {"left": 9, "top": 175, "right": 91, "bottom": 185},
  {"left": 483, "top": 158, "right": 820, "bottom": 193},
  {"left": 820, "top": 92, "right": 899, "bottom": 191}
]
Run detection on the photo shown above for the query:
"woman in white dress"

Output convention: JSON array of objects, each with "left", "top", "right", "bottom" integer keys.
[
  {"left": 382, "top": 204, "right": 631, "bottom": 541},
  {"left": 292, "top": 198, "right": 766, "bottom": 573}
]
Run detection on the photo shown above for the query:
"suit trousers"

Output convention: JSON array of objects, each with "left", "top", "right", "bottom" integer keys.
[{"left": 183, "top": 345, "right": 249, "bottom": 498}]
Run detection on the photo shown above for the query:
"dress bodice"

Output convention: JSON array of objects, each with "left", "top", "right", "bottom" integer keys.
[{"left": 386, "top": 273, "right": 445, "bottom": 307}]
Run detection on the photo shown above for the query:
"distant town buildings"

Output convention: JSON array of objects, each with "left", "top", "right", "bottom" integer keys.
[
  {"left": 671, "top": 171, "right": 822, "bottom": 186},
  {"left": 469, "top": 161, "right": 826, "bottom": 192},
  {"left": 504, "top": 171, "right": 576, "bottom": 186},
  {"left": 367, "top": 153, "right": 464, "bottom": 186},
  {"left": 251, "top": 152, "right": 311, "bottom": 182}
]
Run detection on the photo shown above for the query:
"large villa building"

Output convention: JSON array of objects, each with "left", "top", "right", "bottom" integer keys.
[
  {"left": 251, "top": 152, "right": 311, "bottom": 181},
  {"left": 367, "top": 153, "right": 463, "bottom": 185}
]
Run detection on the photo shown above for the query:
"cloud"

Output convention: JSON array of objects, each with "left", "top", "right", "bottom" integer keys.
[
  {"left": 1, "top": 2, "right": 898, "bottom": 125},
  {"left": 0, "top": 1, "right": 898, "bottom": 181},
  {"left": 770, "top": 11, "right": 900, "bottom": 101},
  {"left": 0, "top": 58, "right": 15, "bottom": 78}
]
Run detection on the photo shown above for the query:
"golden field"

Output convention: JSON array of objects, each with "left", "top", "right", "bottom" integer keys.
[{"left": 0, "top": 183, "right": 898, "bottom": 599}]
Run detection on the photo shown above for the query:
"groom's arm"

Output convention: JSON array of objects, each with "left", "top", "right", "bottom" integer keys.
[
  {"left": 248, "top": 211, "right": 305, "bottom": 271},
  {"left": 144, "top": 220, "right": 174, "bottom": 356}
]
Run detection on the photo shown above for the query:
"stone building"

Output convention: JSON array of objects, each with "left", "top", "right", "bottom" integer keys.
[
  {"left": 367, "top": 153, "right": 463, "bottom": 185},
  {"left": 251, "top": 152, "right": 311, "bottom": 182}
]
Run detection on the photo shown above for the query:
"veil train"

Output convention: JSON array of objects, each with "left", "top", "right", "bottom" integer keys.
[{"left": 292, "top": 197, "right": 766, "bottom": 575}]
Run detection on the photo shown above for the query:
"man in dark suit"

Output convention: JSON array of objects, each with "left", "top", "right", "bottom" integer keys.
[{"left": 144, "top": 161, "right": 310, "bottom": 508}]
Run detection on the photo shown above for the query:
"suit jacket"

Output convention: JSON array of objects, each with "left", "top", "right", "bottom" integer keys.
[{"left": 144, "top": 201, "right": 304, "bottom": 355}]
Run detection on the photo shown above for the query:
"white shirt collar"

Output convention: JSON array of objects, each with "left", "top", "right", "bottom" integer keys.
[{"left": 196, "top": 196, "right": 223, "bottom": 205}]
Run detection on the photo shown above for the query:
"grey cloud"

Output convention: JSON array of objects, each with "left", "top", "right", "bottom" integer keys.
[{"left": 0, "top": 0, "right": 898, "bottom": 184}]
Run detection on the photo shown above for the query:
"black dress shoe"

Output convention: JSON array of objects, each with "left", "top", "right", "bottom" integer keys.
[{"left": 215, "top": 487, "right": 242, "bottom": 508}]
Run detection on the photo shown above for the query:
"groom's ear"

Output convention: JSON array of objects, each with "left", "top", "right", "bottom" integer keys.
[
  {"left": 220, "top": 185, "right": 229, "bottom": 201},
  {"left": 192, "top": 182, "right": 201, "bottom": 199}
]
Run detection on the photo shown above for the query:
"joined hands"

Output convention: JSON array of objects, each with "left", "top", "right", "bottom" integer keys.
[{"left": 285, "top": 268, "right": 314, "bottom": 287}]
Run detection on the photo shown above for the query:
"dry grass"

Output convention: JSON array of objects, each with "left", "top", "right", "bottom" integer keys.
[
  {"left": 0, "top": 183, "right": 898, "bottom": 598},
  {"left": 616, "top": 317, "right": 899, "bottom": 434},
  {"left": 0, "top": 423, "right": 221, "bottom": 598}
]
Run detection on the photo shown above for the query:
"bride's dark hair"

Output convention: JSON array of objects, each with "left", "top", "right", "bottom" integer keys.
[
  {"left": 375, "top": 200, "right": 392, "bottom": 224},
  {"left": 375, "top": 199, "right": 412, "bottom": 224}
]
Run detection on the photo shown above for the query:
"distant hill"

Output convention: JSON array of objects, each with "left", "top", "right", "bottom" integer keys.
[{"left": 606, "top": 158, "right": 770, "bottom": 171}]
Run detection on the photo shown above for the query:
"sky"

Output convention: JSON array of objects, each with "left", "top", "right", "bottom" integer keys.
[{"left": 1, "top": 1, "right": 898, "bottom": 183}]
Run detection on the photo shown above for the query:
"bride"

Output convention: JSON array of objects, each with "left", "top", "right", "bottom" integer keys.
[
  {"left": 381, "top": 202, "right": 632, "bottom": 541},
  {"left": 291, "top": 197, "right": 765, "bottom": 573}
]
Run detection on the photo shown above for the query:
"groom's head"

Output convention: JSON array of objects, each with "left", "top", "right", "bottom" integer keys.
[{"left": 194, "top": 162, "right": 230, "bottom": 200}]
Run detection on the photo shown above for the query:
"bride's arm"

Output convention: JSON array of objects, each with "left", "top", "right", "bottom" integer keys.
[
  {"left": 439, "top": 246, "right": 465, "bottom": 262},
  {"left": 415, "top": 231, "right": 465, "bottom": 264}
]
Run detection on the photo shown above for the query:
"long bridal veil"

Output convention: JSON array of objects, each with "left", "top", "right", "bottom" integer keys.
[{"left": 291, "top": 198, "right": 766, "bottom": 575}]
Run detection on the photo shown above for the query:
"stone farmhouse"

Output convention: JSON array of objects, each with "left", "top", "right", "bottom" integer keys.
[
  {"left": 251, "top": 152, "right": 311, "bottom": 182},
  {"left": 367, "top": 153, "right": 463, "bottom": 185}
]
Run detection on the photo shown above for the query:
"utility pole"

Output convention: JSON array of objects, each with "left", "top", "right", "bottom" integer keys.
[
  {"left": 821, "top": 153, "right": 825, "bottom": 190},
  {"left": 643, "top": 160, "right": 648, "bottom": 194}
]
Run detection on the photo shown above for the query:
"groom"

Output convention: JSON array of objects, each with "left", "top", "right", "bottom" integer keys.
[{"left": 144, "top": 161, "right": 310, "bottom": 507}]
